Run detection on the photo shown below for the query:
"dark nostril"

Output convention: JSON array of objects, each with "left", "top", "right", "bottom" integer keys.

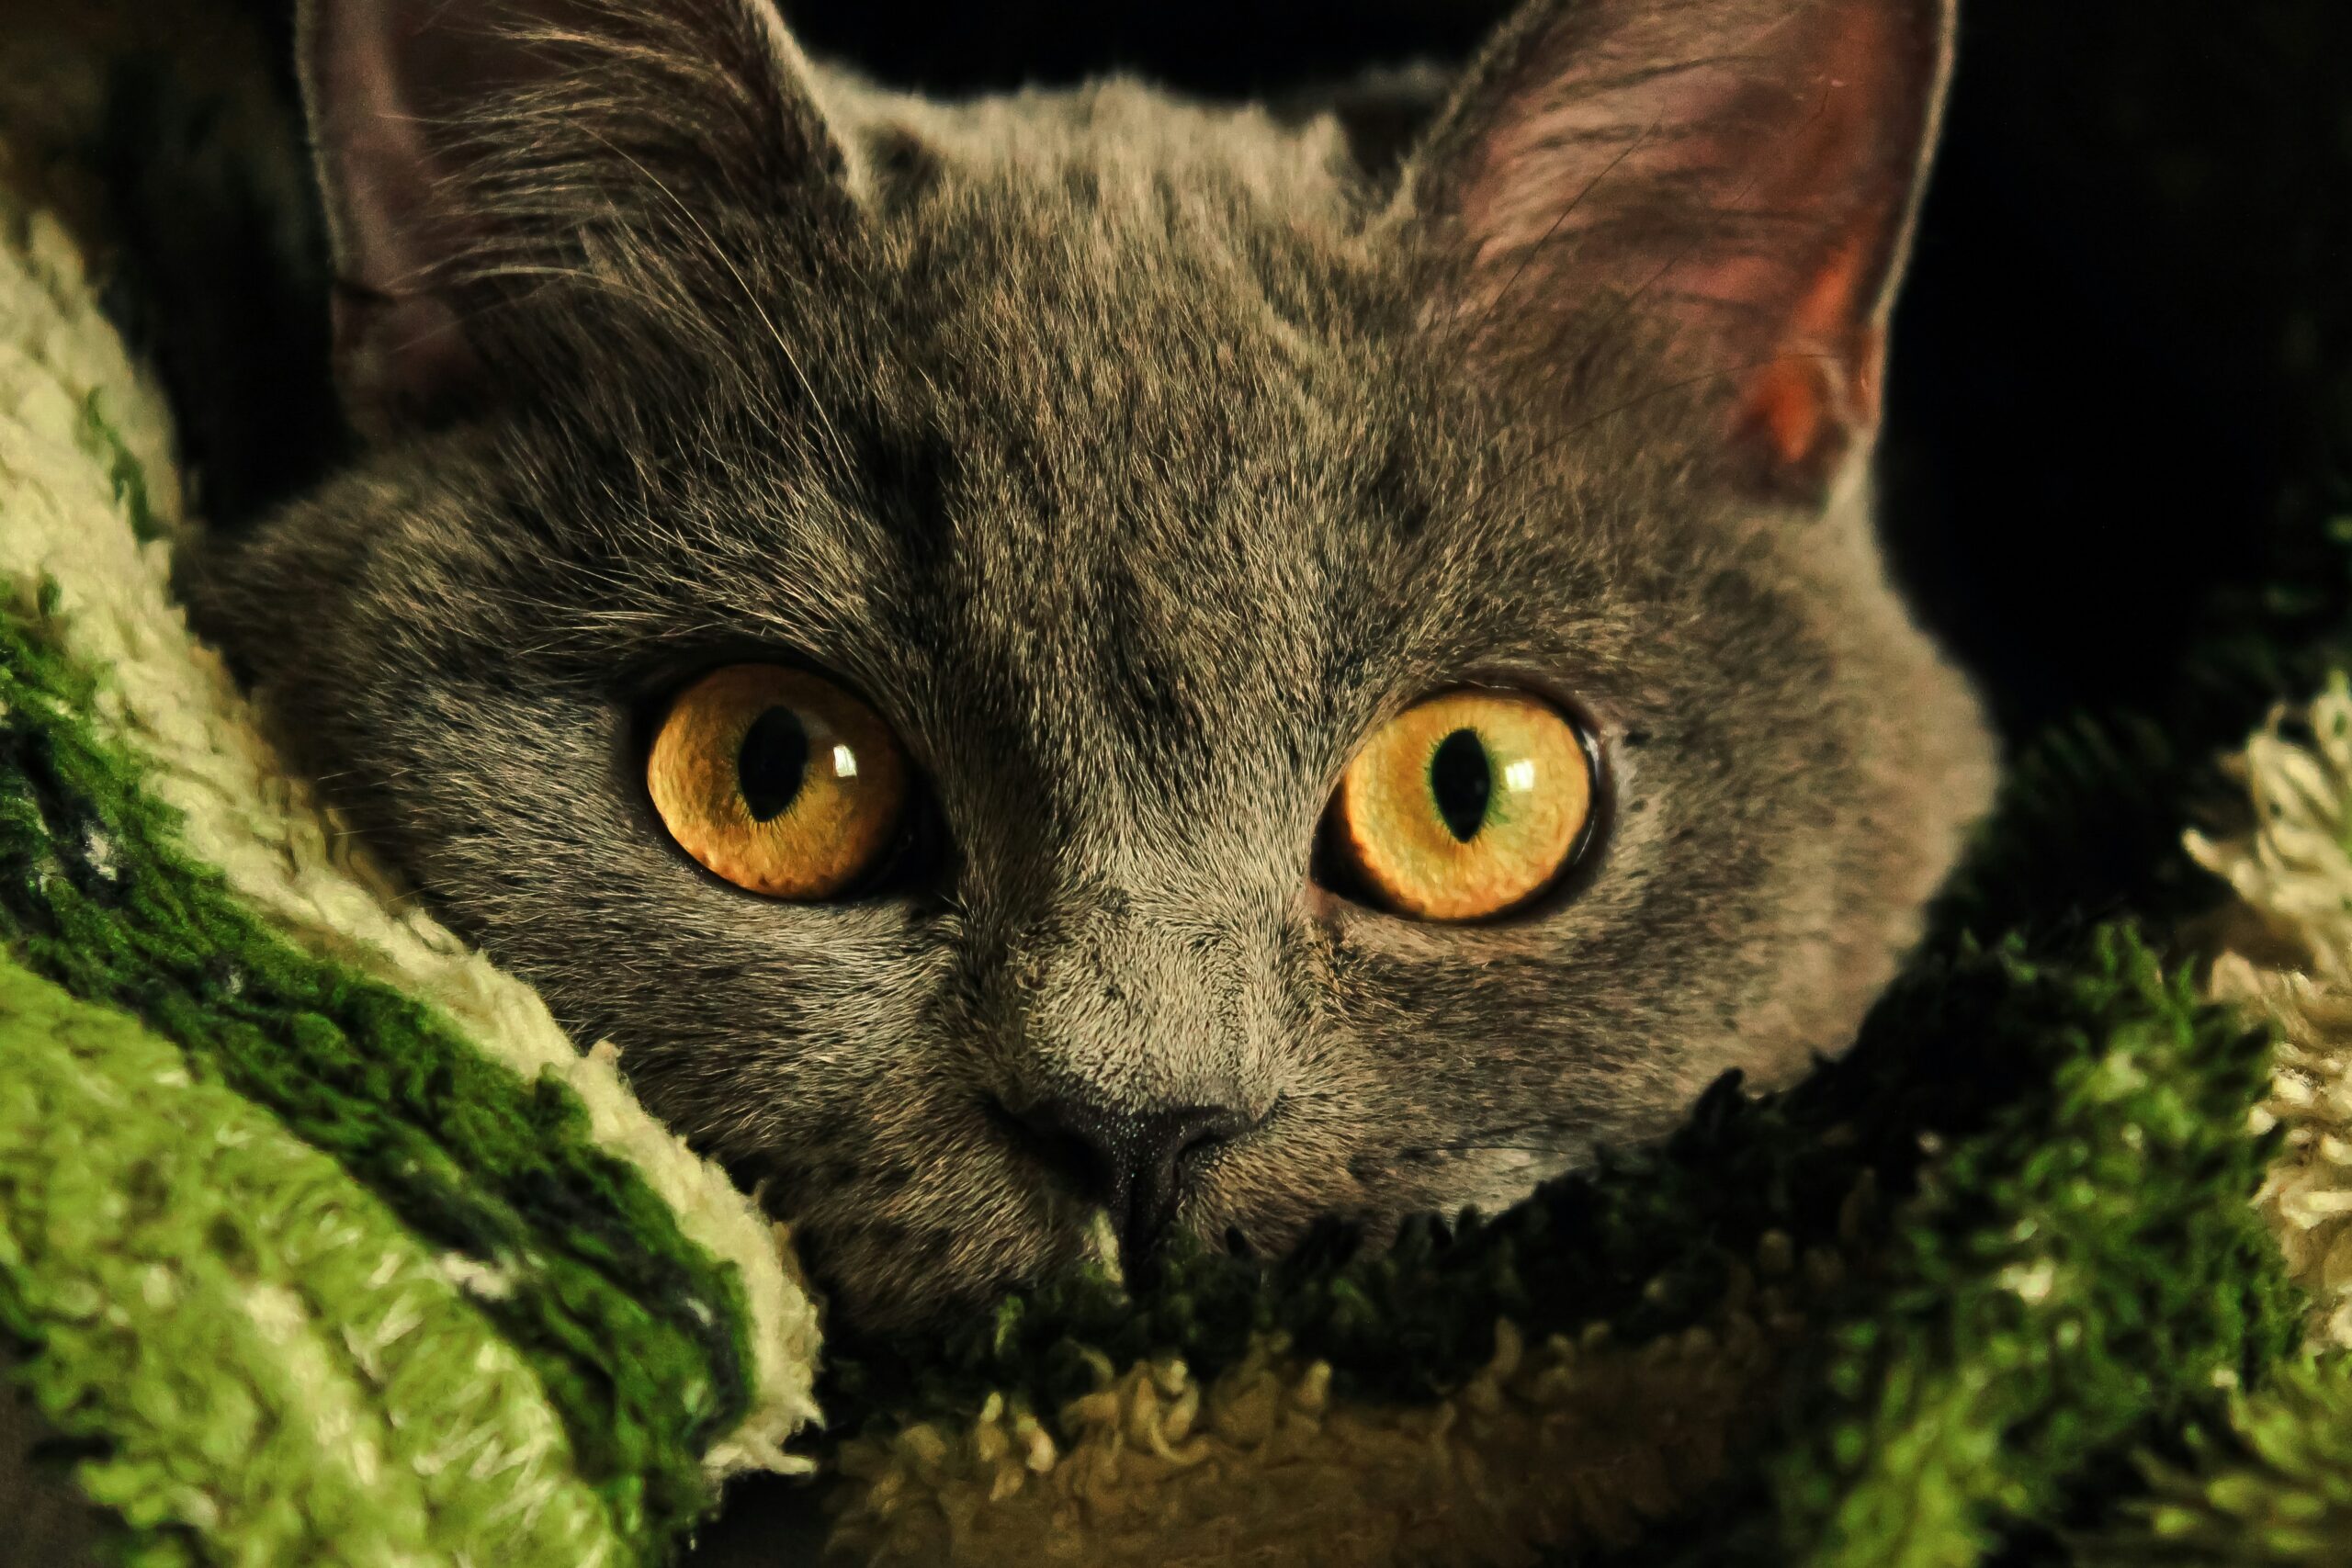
[{"left": 991, "top": 1096, "right": 1260, "bottom": 1268}]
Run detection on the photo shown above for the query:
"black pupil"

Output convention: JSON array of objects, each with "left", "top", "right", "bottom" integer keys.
[
  {"left": 737, "top": 706, "right": 811, "bottom": 822},
  {"left": 1430, "top": 728, "right": 1491, "bottom": 842}
]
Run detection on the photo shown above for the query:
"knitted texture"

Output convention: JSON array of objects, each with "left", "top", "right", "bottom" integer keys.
[
  {"left": 2084, "top": 1355, "right": 2352, "bottom": 1565},
  {"left": 0, "top": 579, "right": 749, "bottom": 1554},
  {"left": 0, "top": 953, "right": 625, "bottom": 1568},
  {"left": 2195, "top": 674, "right": 2352, "bottom": 1352},
  {"left": 0, "top": 95, "right": 818, "bottom": 1488},
  {"left": 0, "top": 54, "right": 818, "bottom": 1563}
]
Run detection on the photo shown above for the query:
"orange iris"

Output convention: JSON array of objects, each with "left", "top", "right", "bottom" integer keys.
[
  {"left": 647, "top": 664, "right": 909, "bottom": 898},
  {"left": 1329, "top": 689, "right": 1592, "bottom": 920}
]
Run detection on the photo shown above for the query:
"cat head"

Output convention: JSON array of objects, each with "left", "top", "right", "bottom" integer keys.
[{"left": 185, "top": 0, "right": 1993, "bottom": 1330}]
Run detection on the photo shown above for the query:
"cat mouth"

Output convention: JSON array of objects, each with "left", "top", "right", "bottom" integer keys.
[
  {"left": 979, "top": 1091, "right": 1275, "bottom": 1283},
  {"left": 748, "top": 1092, "right": 1337, "bottom": 1335}
]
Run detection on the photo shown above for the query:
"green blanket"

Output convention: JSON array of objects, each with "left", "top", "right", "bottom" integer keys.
[{"left": 6, "top": 5, "right": 2352, "bottom": 1566}]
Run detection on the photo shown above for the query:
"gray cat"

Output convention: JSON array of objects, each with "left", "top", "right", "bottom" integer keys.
[{"left": 183, "top": 0, "right": 1996, "bottom": 1333}]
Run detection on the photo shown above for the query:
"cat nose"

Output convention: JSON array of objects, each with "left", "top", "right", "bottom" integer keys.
[{"left": 997, "top": 1096, "right": 1258, "bottom": 1269}]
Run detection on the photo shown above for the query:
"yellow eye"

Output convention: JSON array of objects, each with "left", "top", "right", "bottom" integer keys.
[
  {"left": 1329, "top": 689, "right": 1595, "bottom": 921},
  {"left": 647, "top": 664, "right": 910, "bottom": 899}
]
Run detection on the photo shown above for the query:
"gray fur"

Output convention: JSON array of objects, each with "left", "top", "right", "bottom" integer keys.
[{"left": 181, "top": 0, "right": 1995, "bottom": 1330}]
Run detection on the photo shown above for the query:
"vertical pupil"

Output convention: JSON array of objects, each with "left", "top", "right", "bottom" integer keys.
[
  {"left": 1430, "top": 728, "right": 1491, "bottom": 842},
  {"left": 737, "top": 706, "right": 810, "bottom": 822}
]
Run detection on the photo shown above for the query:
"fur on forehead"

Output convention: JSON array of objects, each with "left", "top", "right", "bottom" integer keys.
[{"left": 433, "top": 151, "right": 1735, "bottom": 703}]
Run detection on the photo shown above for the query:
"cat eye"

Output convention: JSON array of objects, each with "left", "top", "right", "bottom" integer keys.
[
  {"left": 1326, "top": 689, "right": 1596, "bottom": 921},
  {"left": 646, "top": 664, "right": 910, "bottom": 898}
]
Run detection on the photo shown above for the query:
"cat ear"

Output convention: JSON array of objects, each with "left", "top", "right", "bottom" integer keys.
[
  {"left": 299, "top": 0, "right": 852, "bottom": 435},
  {"left": 1404, "top": 0, "right": 1954, "bottom": 498}
]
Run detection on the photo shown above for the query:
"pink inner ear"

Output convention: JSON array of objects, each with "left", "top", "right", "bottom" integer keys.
[
  {"left": 305, "top": 0, "right": 515, "bottom": 425},
  {"left": 1730, "top": 225, "right": 1892, "bottom": 480},
  {"left": 302, "top": 0, "right": 845, "bottom": 434},
  {"left": 309, "top": 0, "right": 525, "bottom": 299},
  {"left": 1426, "top": 0, "right": 1949, "bottom": 491},
  {"left": 330, "top": 284, "right": 480, "bottom": 427}
]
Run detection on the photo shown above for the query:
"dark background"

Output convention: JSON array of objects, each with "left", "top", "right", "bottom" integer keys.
[{"left": 195, "top": 0, "right": 2352, "bottom": 742}]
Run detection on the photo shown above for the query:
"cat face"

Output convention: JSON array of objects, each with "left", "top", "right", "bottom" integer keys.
[{"left": 184, "top": 0, "right": 1993, "bottom": 1329}]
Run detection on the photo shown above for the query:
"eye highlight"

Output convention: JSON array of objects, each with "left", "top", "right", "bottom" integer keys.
[
  {"left": 1327, "top": 689, "right": 1595, "bottom": 921},
  {"left": 647, "top": 664, "right": 909, "bottom": 898}
]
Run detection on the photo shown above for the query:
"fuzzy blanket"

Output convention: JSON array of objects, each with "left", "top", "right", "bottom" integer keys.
[{"left": 6, "top": 6, "right": 2352, "bottom": 1567}]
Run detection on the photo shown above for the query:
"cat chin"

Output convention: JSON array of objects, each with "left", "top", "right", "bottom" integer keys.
[{"left": 786, "top": 1143, "right": 1600, "bottom": 1337}]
